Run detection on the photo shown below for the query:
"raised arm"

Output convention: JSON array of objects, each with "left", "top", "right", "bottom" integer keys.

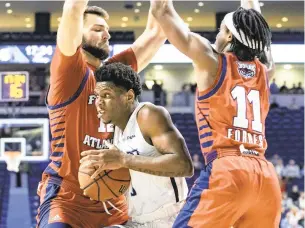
[
  {"left": 130, "top": 9, "right": 167, "bottom": 73},
  {"left": 150, "top": 0, "right": 217, "bottom": 68},
  {"left": 48, "top": 0, "right": 88, "bottom": 106},
  {"left": 57, "top": 0, "right": 88, "bottom": 56},
  {"left": 241, "top": 0, "right": 275, "bottom": 79}
]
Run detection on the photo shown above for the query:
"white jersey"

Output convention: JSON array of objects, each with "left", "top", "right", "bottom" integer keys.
[{"left": 113, "top": 102, "right": 188, "bottom": 218}]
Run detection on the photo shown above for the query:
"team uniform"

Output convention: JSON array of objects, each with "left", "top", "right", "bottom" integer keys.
[
  {"left": 112, "top": 102, "right": 188, "bottom": 228},
  {"left": 36, "top": 46, "right": 137, "bottom": 228},
  {"left": 173, "top": 53, "right": 282, "bottom": 228}
]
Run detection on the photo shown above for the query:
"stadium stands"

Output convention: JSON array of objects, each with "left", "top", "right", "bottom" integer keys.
[{"left": 0, "top": 163, "right": 10, "bottom": 228}]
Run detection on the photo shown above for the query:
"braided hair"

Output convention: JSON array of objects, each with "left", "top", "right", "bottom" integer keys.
[{"left": 229, "top": 7, "right": 272, "bottom": 61}]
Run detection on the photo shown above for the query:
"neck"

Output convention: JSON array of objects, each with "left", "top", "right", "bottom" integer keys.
[
  {"left": 82, "top": 49, "right": 102, "bottom": 68},
  {"left": 115, "top": 101, "right": 139, "bottom": 131}
]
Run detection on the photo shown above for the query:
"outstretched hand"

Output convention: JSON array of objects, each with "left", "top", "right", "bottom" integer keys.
[{"left": 80, "top": 141, "right": 125, "bottom": 179}]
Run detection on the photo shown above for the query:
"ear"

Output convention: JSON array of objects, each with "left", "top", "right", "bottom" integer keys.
[
  {"left": 126, "top": 89, "right": 135, "bottom": 103},
  {"left": 226, "top": 30, "right": 233, "bottom": 43}
]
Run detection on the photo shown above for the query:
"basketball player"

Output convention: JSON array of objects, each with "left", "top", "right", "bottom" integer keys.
[
  {"left": 36, "top": 0, "right": 167, "bottom": 227},
  {"left": 151, "top": 0, "right": 281, "bottom": 227},
  {"left": 80, "top": 62, "right": 193, "bottom": 228}
]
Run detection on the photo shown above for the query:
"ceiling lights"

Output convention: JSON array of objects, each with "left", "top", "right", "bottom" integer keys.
[
  {"left": 122, "top": 17, "right": 128, "bottom": 22},
  {"left": 282, "top": 17, "right": 288, "bottom": 22},
  {"left": 154, "top": 65, "right": 163, "bottom": 70}
]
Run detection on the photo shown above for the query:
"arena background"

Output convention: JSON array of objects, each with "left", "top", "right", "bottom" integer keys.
[{"left": 0, "top": 1, "right": 304, "bottom": 227}]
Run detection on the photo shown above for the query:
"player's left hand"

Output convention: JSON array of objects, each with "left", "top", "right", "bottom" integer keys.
[{"left": 80, "top": 141, "right": 125, "bottom": 179}]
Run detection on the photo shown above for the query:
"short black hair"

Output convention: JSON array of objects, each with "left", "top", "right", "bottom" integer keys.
[
  {"left": 229, "top": 7, "right": 271, "bottom": 61},
  {"left": 84, "top": 6, "right": 109, "bottom": 20},
  {"left": 95, "top": 62, "right": 142, "bottom": 98}
]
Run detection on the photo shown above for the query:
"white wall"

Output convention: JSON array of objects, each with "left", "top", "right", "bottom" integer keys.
[
  {"left": 145, "top": 63, "right": 304, "bottom": 92},
  {"left": 144, "top": 65, "right": 195, "bottom": 92},
  {"left": 273, "top": 65, "right": 304, "bottom": 88}
]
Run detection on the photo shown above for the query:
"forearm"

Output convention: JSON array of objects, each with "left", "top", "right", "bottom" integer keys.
[
  {"left": 58, "top": 0, "right": 88, "bottom": 56},
  {"left": 123, "top": 153, "right": 193, "bottom": 177},
  {"left": 63, "top": 0, "right": 89, "bottom": 12},
  {"left": 131, "top": 10, "right": 167, "bottom": 72}
]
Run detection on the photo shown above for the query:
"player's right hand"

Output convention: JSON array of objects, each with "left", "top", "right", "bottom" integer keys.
[{"left": 80, "top": 141, "right": 126, "bottom": 179}]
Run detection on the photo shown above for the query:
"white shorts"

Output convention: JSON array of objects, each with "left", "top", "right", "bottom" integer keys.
[
  {"left": 106, "top": 201, "right": 184, "bottom": 228},
  {"left": 123, "top": 214, "right": 177, "bottom": 228}
]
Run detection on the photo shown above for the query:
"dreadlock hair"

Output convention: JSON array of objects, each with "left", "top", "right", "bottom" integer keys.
[
  {"left": 95, "top": 62, "right": 142, "bottom": 99},
  {"left": 229, "top": 7, "right": 272, "bottom": 61}
]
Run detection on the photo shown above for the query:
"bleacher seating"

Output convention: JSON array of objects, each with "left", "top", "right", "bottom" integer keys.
[
  {"left": 27, "top": 162, "right": 49, "bottom": 228},
  {"left": 0, "top": 164, "right": 10, "bottom": 228}
]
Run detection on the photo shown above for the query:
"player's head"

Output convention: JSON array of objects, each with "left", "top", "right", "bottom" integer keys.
[
  {"left": 82, "top": 6, "right": 111, "bottom": 60},
  {"left": 215, "top": 7, "right": 271, "bottom": 61},
  {"left": 94, "top": 62, "right": 142, "bottom": 124}
]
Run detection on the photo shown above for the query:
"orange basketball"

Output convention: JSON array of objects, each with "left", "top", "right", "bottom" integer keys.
[{"left": 78, "top": 163, "right": 131, "bottom": 202}]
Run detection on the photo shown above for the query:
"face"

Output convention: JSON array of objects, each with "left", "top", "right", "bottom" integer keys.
[
  {"left": 94, "top": 82, "right": 130, "bottom": 124},
  {"left": 82, "top": 14, "right": 111, "bottom": 60},
  {"left": 215, "top": 21, "right": 233, "bottom": 53}
]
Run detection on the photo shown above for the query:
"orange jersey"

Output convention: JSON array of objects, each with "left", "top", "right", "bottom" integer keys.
[
  {"left": 196, "top": 53, "right": 270, "bottom": 165},
  {"left": 44, "top": 46, "right": 137, "bottom": 185}
]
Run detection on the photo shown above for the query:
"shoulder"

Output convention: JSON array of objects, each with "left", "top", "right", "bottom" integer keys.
[
  {"left": 137, "top": 103, "right": 172, "bottom": 133},
  {"left": 138, "top": 103, "right": 170, "bottom": 122}
]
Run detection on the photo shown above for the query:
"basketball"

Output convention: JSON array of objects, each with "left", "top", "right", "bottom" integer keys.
[{"left": 78, "top": 162, "right": 131, "bottom": 202}]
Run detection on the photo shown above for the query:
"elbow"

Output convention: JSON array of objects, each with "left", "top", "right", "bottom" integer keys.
[
  {"left": 185, "top": 160, "right": 194, "bottom": 177},
  {"left": 179, "top": 158, "right": 194, "bottom": 177}
]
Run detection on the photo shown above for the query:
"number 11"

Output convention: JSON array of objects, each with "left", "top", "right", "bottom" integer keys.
[{"left": 231, "top": 86, "right": 263, "bottom": 133}]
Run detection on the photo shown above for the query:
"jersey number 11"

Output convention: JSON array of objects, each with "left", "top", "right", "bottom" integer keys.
[{"left": 231, "top": 86, "right": 263, "bottom": 133}]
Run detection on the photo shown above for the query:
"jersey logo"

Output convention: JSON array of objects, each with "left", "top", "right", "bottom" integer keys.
[
  {"left": 88, "top": 95, "right": 96, "bottom": 105},
  {"left": 127, "top": 135, "right": 135, "bottom": 140},
  {"left": 237, "top": 62, "right": 256, "bottom": 78},
  {"left": 127, "top": 149, "right": 139, "bottom": 155}
]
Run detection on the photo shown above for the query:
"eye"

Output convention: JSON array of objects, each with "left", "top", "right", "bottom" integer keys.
[{"left": 104, "top": 93, "right": 111, "bottom": 98}]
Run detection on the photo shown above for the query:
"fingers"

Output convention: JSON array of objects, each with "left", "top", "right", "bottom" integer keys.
[
  {"left": 81, "top": 150, "right": 102, "bottom": 156},
  {"left": 104, "top": 140, "right": 114, "bottom": 149},
  {"left": 80, "top": 155, "right": 101, "bottom": 164},
  {"left": 91, "top": 165, "right": 105, "bottom": 179},
  {"left": 82, "top": 161, "right": 101, "bottom": 168},
  {"left": 83, "top": 191, "right": 96, "bottom": 201}
]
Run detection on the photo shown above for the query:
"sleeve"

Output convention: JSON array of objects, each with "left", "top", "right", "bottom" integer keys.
[
  {"left": 106, "top": 48, "right": 138, "bottom": 72},
  {"left": 48, "top": 46, "right": 87, "bottom": 106}
]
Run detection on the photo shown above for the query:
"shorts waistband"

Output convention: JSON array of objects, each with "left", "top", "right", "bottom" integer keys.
[
  {"left": 206, "top": 146, "right": 266, "bottom": 165},
  {"left": 131, "top": 200, "right": 185, "bottom": 223}
]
